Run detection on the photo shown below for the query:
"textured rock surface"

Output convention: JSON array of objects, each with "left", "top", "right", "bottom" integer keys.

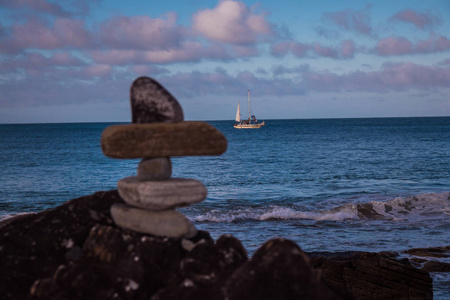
[
  {"left": 221, "top": 239, "right": 348, "bottom": 300},
  {"left": 130, "top": 76, "right": 183, "bottom": 124},
  {"left": 404, "top": 246, "right": 450, "bottom": 273},
  {"left": 0, "top": 190, "right": 437, "bottom": 300},
  {"left": 309, "top": 251, "right": 434, "bottom": 299},
  {"left": 137, "top": 157, "right": 172, "bottom": 181},
  {"left": 110, "top": 203, "right": 197, "bottom": 238},
  {"left": 101, "top": 122, "right": 227, "bottom": 158},
  {"left": 404, "top": 246, "right": 450, "bottom": 258},
  {"left": 0, "top": 191, "right": 123, "bottom": 300},
  {"left": 117, "top": 177, "right": 207, "bottom": 210}
]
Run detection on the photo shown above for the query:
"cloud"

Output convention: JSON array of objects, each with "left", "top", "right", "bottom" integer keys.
[
  {"left": 89, "top": 42, "right": 231, "bottom": 65},
  {"left": 270, "top": 41, "right": 310, "bottom": 57},
  {"left": 0, "top": 18, "right": 93, "bottom": 54},
  {"left": 375, "top": 36, "right": 413, "bottom": 56},
  {"left": 131, "top": 65, "right": 170, "bottom": 76},
  {"left": 375, "top": 34, "right": 450, "bottom": 56},
  {"left": 1, "top": 0, "right": 72, "bottom": 17},
  {"left": 323, "top": 6, "right": 372, "bottom": 36},
  {"left": 161, "top": 69, "right": 305, "bottom": 99},
  {"left": 192, "top": 0, "right": 273, "bottom": 45},
  {"left": 303, "top": 62, "right": 450, "bottom": 92},
  {"left": 98, "top": 13, "right": 184, "bottom": 50},
  {"left": 439, "top": 59, "right": 450, "bottom": 66},
  {"left": 390, "top": 9, "right": 441, "bottom": 30},
  {"left": 88, "top": 41, "right": 261, "bottom": 65},
  {"left": 340, "top": 40, "right": 356, "bottom": 58},
  {"left": 0, "top": 52, "right": 86, "bottom": 75},
  {"left": 270, "top": 40, "right": 357, "bottom": 59}
]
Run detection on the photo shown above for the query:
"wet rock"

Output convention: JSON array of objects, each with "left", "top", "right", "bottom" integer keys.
[
  {"left": 31, "top": 224, "right": 189, "bottom": 300},
  {"left": 0, "top": 190, "right": 438, "bottom": 300},
  {"left": 309, "top": 251, "right": 433, "bottom": 299},
  {"left": 110, "top": 203, "right": 197, "bottom": 238},
  {"left": 117, "top": 177, "right": 207, "bottom": 210},
  {"left": 421, "top": 260, "right": 450, "bottom": 272},
  {"left": 101, "top": 122, "right": 227, "bottom": 159},
  {"left": 137, "top": 157, "right": 172, "bottom": 181},
  {"left": 222, "top": 238, "right": 346, "bottom": 300},
  {"left": 404, "top": 246, "right": 450, "bottom": 258},
  {"left": 152, "top": 234, "right": 249, "bottom": 300},
  {"left": 0, "top": 190, "right": 123, "bottom": 300}
]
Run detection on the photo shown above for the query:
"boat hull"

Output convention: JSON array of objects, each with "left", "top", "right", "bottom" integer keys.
[{"left": 233, "top": 122, "right": 265, "bottom": 129}]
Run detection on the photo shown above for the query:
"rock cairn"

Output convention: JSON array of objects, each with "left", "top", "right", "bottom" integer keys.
[{"left": 101, "top": 77, "right": 227, "bottom": 239}]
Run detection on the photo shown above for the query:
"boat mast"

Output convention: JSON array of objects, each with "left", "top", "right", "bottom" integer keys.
[{"left": 248, "top": 89, "right": 251, "bottom": 123}]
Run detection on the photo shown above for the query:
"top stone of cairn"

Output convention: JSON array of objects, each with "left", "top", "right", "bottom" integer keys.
[
  {"left": 130, "top": 76, "right": 183, "bottom": 123},
  {"left": 101, "top": 76, "right": 227, "bottom": 158}
]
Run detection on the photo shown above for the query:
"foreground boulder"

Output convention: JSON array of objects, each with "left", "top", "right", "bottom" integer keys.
[{"left": 0, "top": 190, "right": 435, "bottom": 299}]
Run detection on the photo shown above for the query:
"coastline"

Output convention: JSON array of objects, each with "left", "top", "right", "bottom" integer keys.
[{"left": 1, "top": 190, "right": 448, "bottom": 299}]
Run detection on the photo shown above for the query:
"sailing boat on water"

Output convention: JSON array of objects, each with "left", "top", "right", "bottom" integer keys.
[{"left": 234, "top": 90, "right": 265, "bottom": 129}]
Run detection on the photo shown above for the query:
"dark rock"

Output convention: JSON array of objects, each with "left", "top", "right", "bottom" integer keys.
[
  {"left": 222, "top": 238, "right": 347, "bottom": 300},
  {"left": 130, "top": 76, "right": 183, "bottom": 124},
  {"left": 31, "top": 224, "right": 187, "bottom": 300},
  {"left": 404, "top": 246, "right": 450, "bottom": 258},
  {"left": 0, "top": 190, "right": 122, "bottom": 300},
  {"left": 309, "top": 251, "right": 433, "bottom": 299},
  {"left": 0, "top": 191, "right": 438, "bottom": 300},
  {"left": 152, "top": 234, "right": 248, "bottom": 300},
  {"left": 421, "top": 260, "right": 450, "bottom": 272}
]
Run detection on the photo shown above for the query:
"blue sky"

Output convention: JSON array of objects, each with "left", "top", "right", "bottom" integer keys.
[{"left": 0, "top": 0, "right": 449, "bottom": 123}]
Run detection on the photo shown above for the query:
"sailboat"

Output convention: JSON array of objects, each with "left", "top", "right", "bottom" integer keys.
[{"left": 234, "top": 90, "right": 265, "bottom": 129}]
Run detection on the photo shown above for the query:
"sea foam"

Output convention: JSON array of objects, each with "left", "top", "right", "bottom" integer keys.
[{"left": 192, "top": 192, "right": 449, "bottom": 223}]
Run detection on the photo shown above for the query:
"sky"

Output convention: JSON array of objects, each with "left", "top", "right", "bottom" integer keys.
[{"left": 0, "top": 0, "right": 449, "bottom": 123}]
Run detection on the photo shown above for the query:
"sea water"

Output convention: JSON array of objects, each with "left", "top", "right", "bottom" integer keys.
[{"left": 1, "top": 118, "right": 449, "bottom": 297}]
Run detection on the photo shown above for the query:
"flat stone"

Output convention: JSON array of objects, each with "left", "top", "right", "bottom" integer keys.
[
  {"left": 110, "top": 203, "right": 197, "bottom": 238},
  {"left": 101, "top": 121, "right": 227, "bottom": 158},
  {"left": 130, "top": 76, "right": 184, "bottom": 123},
  {"left": 137, "top": 158, "right": 172, "bottom": 181},
  {"left": 117, "top": 177, "right": 207, "bottom": 210}
]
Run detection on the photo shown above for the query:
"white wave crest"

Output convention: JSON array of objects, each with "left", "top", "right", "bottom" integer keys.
[{"left": 191, "top": 192, "right": 449, "bottom": 223}]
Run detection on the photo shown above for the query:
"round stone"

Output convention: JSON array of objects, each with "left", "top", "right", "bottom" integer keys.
[
  {"left": 117, "top": 177, "right": 207, "bottom": 210},
  {"left": 130, "top": 76, "right": 184, "bottom": 124},
  {"left": 110, "top": 203, "right": 197, "bottom": 238},
  {"left": 137, "top": 158, "right": 172, "bottom": 181}
]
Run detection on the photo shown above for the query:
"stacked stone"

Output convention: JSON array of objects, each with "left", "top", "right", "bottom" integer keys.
[{"left": 101, "top": 77, "right": 227, "bottom": 239}]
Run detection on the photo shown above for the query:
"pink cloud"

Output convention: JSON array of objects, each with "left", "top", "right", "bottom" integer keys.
[
  {"left": 0, "top": 51, "right": 85, "bottom": 73},
  {"left": 1, "top": 0, "right": 71, "bottom": 17},
  {"left": 131, "top": 65, "right": 169, "bottom": 76},
  {"left": 89, "top": 41, "right": 254, "bottom": 65},
  {"left": 376, "top": 36, "right": 413, "bottom": 56},
  {"left": 303, "top": 62, "right": 450, "bottom": 92},
  {"left": 271, "top": 40, "right": 357, "bottom": 59},
  {"left": 340, "top": 40, "right": 356, "bottom": 58},
  {"left": 391, "top": 9, "right": 441, "bottom": 30},
  {"left": 98, "top": 13, "right": 183, "bottom": 50},
  {"left": 312, "top": 43, "right": 337, "bottom": 58},
  {"left": 323, "top": 6, "right": 372, "bottom": 36},
  {"left": 84, "top": 65, "right": 112, "bottom": 77},
  {"left": 193, "top": 0, "right": 273, "bottom": 45},
  {"left": 416, "top": 35, "right": 450, "bottom": 53},
  {"left": 439, "top": 59, "right": 450, "bottom": 66},
  {"left": 376, "top": 35, "right": 450, "bottom": 56},
  {"left": 0, "top": 18, "right": 92, "bottom": 54}
]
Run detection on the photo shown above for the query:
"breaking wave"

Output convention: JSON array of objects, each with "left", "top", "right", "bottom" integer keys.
[{"left": 192, "top": 192, "right": 450, "bottom": 223}]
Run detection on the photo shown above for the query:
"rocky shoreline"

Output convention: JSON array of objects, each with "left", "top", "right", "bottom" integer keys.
[{"left": 1, "top": 190, "right": 448, "bottom": 299}]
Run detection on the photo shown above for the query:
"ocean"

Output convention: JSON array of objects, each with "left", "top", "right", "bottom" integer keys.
[{"left": 1, "top": 117, "right": 449, "bottom": 298}]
